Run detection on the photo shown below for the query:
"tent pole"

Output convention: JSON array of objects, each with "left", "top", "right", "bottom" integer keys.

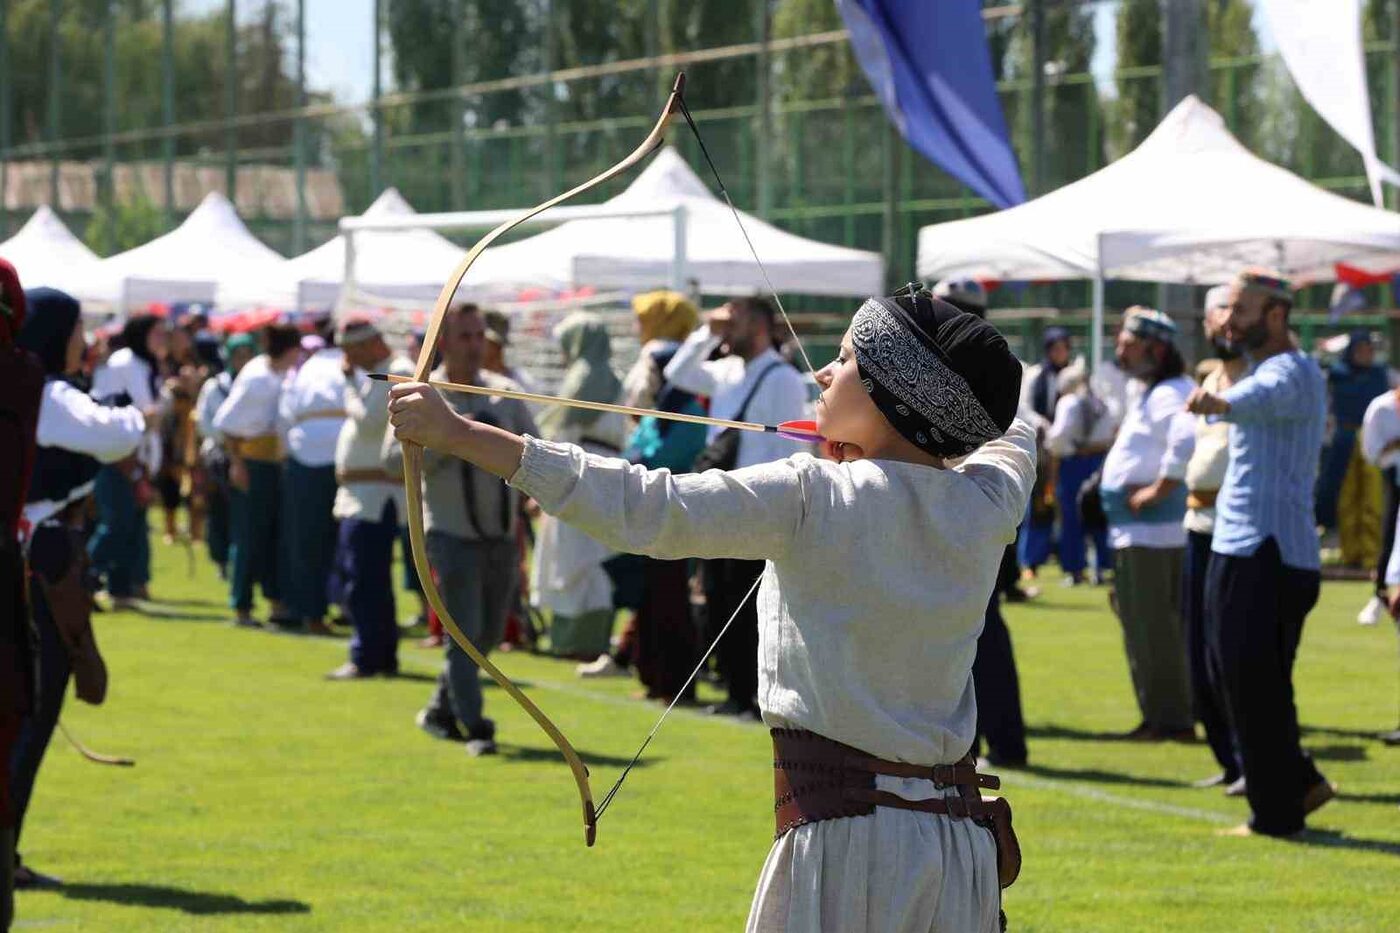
[
  {"left": 1091, "top": 258, "right": 1105, "bottom": 377},
  {"left": 670, "top": 204, "right": 688, "bottom": 293},
  {"left": 341, "top": 228, "right": 357, "bottom": 317}
]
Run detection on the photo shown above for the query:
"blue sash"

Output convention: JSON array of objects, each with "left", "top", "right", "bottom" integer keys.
[{"left": 1100, "top": 484, "right": 1188, "bottom": 527}]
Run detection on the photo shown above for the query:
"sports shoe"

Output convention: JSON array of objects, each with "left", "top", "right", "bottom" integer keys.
[
  {"left": 416, "top": 708, "right": 465, "bottom": 742},
  {"left": 1357, "top": 595, "right": 1385, "bottom": 626},
  {"left": 576, "top": 654, "right": 628, "bottom": 678},
  {"left": 465, "top": 719, "right": 498, "bottom": 757},
  {"left": 1224, "top": 775, "right": 1248, "bottom": 797}
]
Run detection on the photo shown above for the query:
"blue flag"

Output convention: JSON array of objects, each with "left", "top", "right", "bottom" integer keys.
[{"left": 837, "top": 0, "right": 1026, "bottom": 208}]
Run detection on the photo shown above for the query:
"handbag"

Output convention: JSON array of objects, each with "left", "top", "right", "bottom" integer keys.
[{"left": 692, "top": 362, "right": 784, "bottom": 473}]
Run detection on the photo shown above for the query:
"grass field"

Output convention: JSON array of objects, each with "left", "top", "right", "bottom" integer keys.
[{"left": 12, "top": 533, "right": 1400, "bottom": 931}]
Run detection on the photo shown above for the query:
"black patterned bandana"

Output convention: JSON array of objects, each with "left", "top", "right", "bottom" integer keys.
[{"left": 850, "top": 289, "right": 1019, "bottom": 458}]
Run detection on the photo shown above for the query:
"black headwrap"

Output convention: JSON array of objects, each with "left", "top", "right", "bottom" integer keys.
[
  {"left": 18, "top": 287, "right": 82, "bottom": 377},
  {"left": 120, "top": 314, "right": 162, "bottom": 395},
  {"left": 850, "top": 285, "right": 1021, "bottom": 458}
]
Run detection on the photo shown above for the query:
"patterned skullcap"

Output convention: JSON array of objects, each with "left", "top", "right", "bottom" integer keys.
[
  {"left": 850, "top": 284, "right": 1020, "bottom": 458},
  {"left": 1236, "top": 270, "right": 1293, "bottom": 303},
  {"left": 932, "top": 278, "right": 988, "bottom": 316},
  {"left": 1122, "top": 306, "right": 1178, "bottom": 344},
  {"left": 337, "top": 314, "right": 381, "bottom": 346}
]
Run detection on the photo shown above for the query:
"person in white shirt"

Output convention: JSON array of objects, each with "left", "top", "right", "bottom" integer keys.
[
  {"left": 213, "top": 324, "right": 300, "bottom": 628},
  {"left": 1100, "top": 307, "right": 1197, "bottom": 741},
  {"left": 277, "top": 335, "right": 349, "bottom": 634},
  {"left": 663, "top": 296, "right": 809, "bottom": 719},
  {"left": 1044, "top": 359, "right": 1117, "bottom": 585},
  {"left": 14, "top": 287, "right": 144, "bottom": 893},
  {"left": 87, "top": 314, "right": 167, "bottom": 602},
  {"left": 1016, "top": 327, "right": 1073, "bottom": 577},
  {"left": 193, "top": 333, "right": 257, "bottom": 577},
  {"left": 388, "top": 287, "right": 1032, "bottom": 933},
  {"left": 1358, "top": 386, "right": 1400, "bottom": 625},
  {"left": 325, "top": 318, "right": 414, "bottom": 679}
]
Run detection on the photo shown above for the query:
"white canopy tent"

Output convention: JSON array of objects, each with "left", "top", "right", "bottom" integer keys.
[
  {"left": 284, "top": 187, "right": 468, "bottom": 310},
  {"left": 98, "top": 191, "right": 290, "bottom": 311},
  {"left": 917, "top": 97, "right": 1400, "bottom": 366},
  {"left": 0, "top": 206, "right": 121, "bottom": 306},
  {"left": 465, "top": 147, "right": 884, "bottom": 298}
]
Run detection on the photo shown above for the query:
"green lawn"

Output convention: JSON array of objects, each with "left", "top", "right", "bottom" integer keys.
[{"left": 13, "top": 534, "right": 1400, "bottom": 931}]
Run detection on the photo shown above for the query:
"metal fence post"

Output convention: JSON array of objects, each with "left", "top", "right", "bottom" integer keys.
[
  {"left": 371, "top": 0, "right": 382, "bottom": 197},
  {"left": 449, "top": 0, "right": 466, "bottom": 209},
  {"left": 162, "top": 0, "right": 174, "bottom": 224},
  {"left": 103, "top": 0, "right": 116, "bottom": 251},
  {"left": 226, "top": 0, "right": 237, "bottom": 203},
  {"left": 293, "top": 0, "right": 307, "bottom": 254},
  {"left": 0, "top": 0, "right": 8, "bottom": 235},
  {"left": 49, "top": 0, "right": 62, "bottom": 210},
  {"left": 755, "top": 1, "right": 771, "bottom": 219}
]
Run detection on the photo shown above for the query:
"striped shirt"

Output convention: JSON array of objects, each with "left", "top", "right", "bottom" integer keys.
[{"left": 1212, "top": 350, "right": 1326, "bottom": 570}]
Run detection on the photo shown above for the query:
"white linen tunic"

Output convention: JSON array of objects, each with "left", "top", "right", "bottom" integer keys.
[
  {"left": 212, "top": 355, "right": 285, "bottom": 441},
  {"left": 334, "top": 354, "right": 414, "bottom": 522},
  {"left": 510, "top": 419, "right": 1036, "bottom": 933},
  {"left": 279, "top": 348, "right": 348, "bottom": 467}
]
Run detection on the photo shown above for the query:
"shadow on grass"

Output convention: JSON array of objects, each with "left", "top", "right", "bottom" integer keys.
[
  {"left": 496, "top": 743, "right": 658, "bottom": 770},
  {"left": 56, "top": 882, "right": 309, "bottom": 915},
  {"left": 1013, "top": 761, "right": 1189, "bottom": 789},
  {"left": 1302, "top": 724, "right": 1394, "bottom": 743},
  {"left": 1025, "top": 723, "right": 1197, "bottom": 744},
  {"left": 1338, "top": 790, "right": 1400, "bottom": 806},
  {"left": 481, "top": 679, "right": 535, "bottom": 690},
  {"left": 1288, "top": 829, "right": 1400, "bottom": 858},
  {"left": 128, "top": 604, "right": 230, "bottom": 623},
  {"left": 1306, "top": 743, "right": 1367, "bottom": 762}
]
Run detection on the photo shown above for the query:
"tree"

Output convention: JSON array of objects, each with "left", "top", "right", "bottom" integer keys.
[
  {"left": 1110, "top": 0, "right": 1162, "bottom": 158},
  {"left": 1206, "top": 0, "right": 1261, "bottom": 145}
]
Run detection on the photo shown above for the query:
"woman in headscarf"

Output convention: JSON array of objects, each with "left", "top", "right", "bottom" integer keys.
[
  {"left": 578, "top": 292, "right": 707, "bottom": 699},
  {"left": 1318, "top": 331, "right": 1391, "bottom": 567},
  {"left": 390, "top": 287, "right": 1033, "bottom": 932},
  {"left": 11, "top": 288, "right": 143, "bottom": 892},
  {"left": 530, "top": 312, "right": 629, "bottom": 659},
  {"left": 89, "top": 313, "right": 168, "bottom": 604}
]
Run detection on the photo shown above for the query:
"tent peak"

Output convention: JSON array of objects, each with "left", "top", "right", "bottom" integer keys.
[
  {"left": 617, "top": 146, "right": 715, "bottom": 204},
  {"left": 364, "top": 187, "right": 416, "bottom": 218}
]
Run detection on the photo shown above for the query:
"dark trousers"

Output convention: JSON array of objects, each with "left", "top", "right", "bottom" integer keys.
[
  {"left": 228, "top": 460, "right": 281, "bottom": 612},
  {"left": 88, "top": 464, "right": 147, "bottom": 597},
  {"left": 6, "top": 586, "right": 70, "bottom": 863},
  {"left": 338, "top": 501, "right": 400, "bottom": 675},
  {"left": 1376, "top": 467, "right": 1399, "bottom": 597},
  {"left": 280, "top": 459, "right": 338, "bottom": 621},
  {"left": 1182, "top": 530, "right": 1239, "bottom": 780},
  {"left": 205, "top": 483, "right": 231, "bottom": 569},
  {"left": 633, "top": 557, "right": 700, "bottom": 702},
  {"left": 973, "top": 594, "right": 1027, "bottom": 764},
  {"left": 1205, "top": 537, "right": 1323, "bottom": 835},
  {"left": 705, "top": 558, "right": 765, "bottom": 712}
]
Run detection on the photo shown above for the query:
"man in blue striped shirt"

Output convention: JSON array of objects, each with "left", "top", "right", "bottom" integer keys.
[{"left": 1186, "top": 271, "right": 1334, "bottom": 837}]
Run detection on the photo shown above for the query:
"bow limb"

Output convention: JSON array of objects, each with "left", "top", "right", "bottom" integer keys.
[{"left": 402, "top": 74, "right": 687, "bottom": 849}]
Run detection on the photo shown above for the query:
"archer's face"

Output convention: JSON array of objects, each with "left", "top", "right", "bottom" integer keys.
[{"left": 812, "top": 328, "right": 888, "bottom": 456}]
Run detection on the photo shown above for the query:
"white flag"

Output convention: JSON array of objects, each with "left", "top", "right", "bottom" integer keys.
[{"left": 1258, "top": 0, "right": 1400, "bottom": 207}]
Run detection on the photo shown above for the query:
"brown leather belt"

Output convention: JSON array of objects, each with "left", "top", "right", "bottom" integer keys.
[
  {"left": 294, "top": 408, "right": 347, "bottom": 425},
  {"left": 1187, "top": 489, "right": 1218, "bottom": 510},
  {"left": 771, "top": 728, "right": 1021, "bottom": 888}
]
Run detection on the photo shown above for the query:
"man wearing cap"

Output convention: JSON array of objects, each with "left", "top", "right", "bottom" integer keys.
[
  {"left": 1017, "top": 326, "right": 1074, "bottom": 577},
  {"left": 482, "top": 309, "right": 542, "bottom": 399},
  {"left": 194, "top": 333, "right": 258, "bottom": 578},
  {"left": 276, "top": 327, "right": 349, "bottom": 635},
  {"left": 1187, "top": 272, "right": 1333, "bottom": 836},
  {"left": 325, "top": 319, "right": 414, "bottom": 679},
  {"left": 1181, "top": 287, "right": 1246, "bottom": 791},
  {"left": 1100, "top": 307, "right": 1196, "bottom": 741}
]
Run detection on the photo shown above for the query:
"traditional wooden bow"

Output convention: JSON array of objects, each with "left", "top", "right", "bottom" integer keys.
[{"left": 403, "top": 75, "right": 690, "bottom": 848}]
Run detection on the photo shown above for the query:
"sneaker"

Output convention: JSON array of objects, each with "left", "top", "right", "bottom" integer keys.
[
  {"left": 1357, "top": 595, "right": 1385, "bottom": 626},
  {"left": 416, "top": 708, "right": 465, "bottom": 742},
  {"left": 232, "top": 614, "right": 263, "bottom": 629},
  {"left": 576, "top": 654, "right": 628, "bottom": 679},
  {"left": 1224, "top": 775, "right": 1248, "bottom": 797},
  {"left": 325, "top": 662, "right": 373, "bottom": 681},
  {"left": 465, "top": 719, "right": 497, "bottom": 757},
  {"left": 1060, "top": 574, "right": 1084, "bottom": 588},
  {"left": 1192, "top": 771, "right": 1237, "bottom": 789},
  {"left": 1381, "top": 727, "right": 1400, "bottom": 746}
]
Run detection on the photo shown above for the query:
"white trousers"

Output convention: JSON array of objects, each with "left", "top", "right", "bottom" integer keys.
[{"left": 746, "top": 776, "right": 1002, "bottom": 933}]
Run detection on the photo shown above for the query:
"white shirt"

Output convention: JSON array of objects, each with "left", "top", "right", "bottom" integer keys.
[
  {"left": 91, "top": 347, "right": 157, "bottom": 410},
  {"left": 195, "top": 370, "right": 234, "bottom": 441},
  {"left": 1101, "top": 375, "right": 1196, "bottom": 549},
  {"left": 512, "top": 419, "right": 1037, "bottom": 765},
  {"left": 1361, "top": 389, "right": 1400, "bottom": 472},
  {"left": 334, "top": 354, "right": 414, "bottom": 522},
  {"left": 663, "top": 325, "right": 811, "bottom": 469},
  {"left": 213, "top": 355, "right": 285, "bottom": 440},
  {"left": 279, "top": 348, "right": 348, "bottom": 467},
  {"left": 1044, "top": 391, "right": 1116, "bottom": 458},
  {"left": 25, "top": 381, "right": 145, "bottom": 527}
]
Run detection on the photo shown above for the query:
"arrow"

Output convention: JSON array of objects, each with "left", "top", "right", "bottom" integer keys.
[{"left": 369, "top": 371, "right": 824, "bottom": 443}]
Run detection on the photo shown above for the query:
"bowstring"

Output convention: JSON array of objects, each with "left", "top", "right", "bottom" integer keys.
[
  {"left": 597, "top": 90, "right": 821, "bottom": 824},
  {"left": 675, "top": 95, "right": 818, "bottom": 377},
  {"left": 593, "top": 572, "right": 763, "bottom": 821}
]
